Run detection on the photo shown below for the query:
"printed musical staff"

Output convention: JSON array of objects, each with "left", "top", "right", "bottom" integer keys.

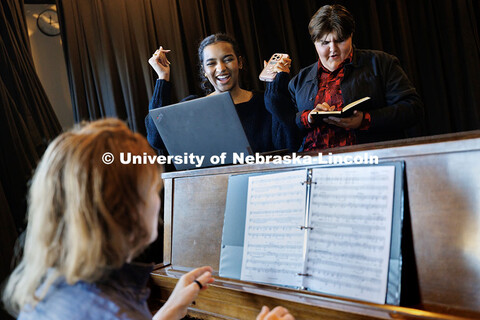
[
  {"left": 238, "top": 165, "right": 396, "bottom": 305},
  {"left": 240, "top": 170, "right": 307, "bottom": 287},
  {"left": 305, "top": 166, "right": 395, "bottom": 304}
]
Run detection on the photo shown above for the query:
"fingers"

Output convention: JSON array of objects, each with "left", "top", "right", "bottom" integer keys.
[
  {"left": 193, "top": 270, "right": 214, "bottom": 290},
  {"left": 323, "top": 111, "right": 363, "bottom": 129},
  {"left": 185, "top": 266, "right": 213, "bottom": 281},
  {"left": 309, "top": 103, "right": 334, "bottom": 124},
  {"left": 182, "top": 266, "right": 214, "bottom": 291},
  {"left": 273, "top": 63, "right": 290, "bottom": 74},
  {"left": 256, "top": 306, "right": 270, "bottom": 320},
  {"left": 258, "top": 306, "right": 295, "bottom": 320},
  {"left": 273, "top": 56, "right": 292, "bottom": 74},
  {"left": 152, "top": 46, "right": 171, "bottom": 67},
  {"left": 155, "top": 46, "right": 171, "bottom": 54},
  {"left": 279, "top": 57, "right": 291, "bottom": 68},
  {"left": 314, "top": 102, "right": 335, "bottom": 112},
  {"left": 157, "top": 45, "right": 171, "bottom": 52},
  {"left": 268, "top": 306, "right": 294, "bottom": 320},
  {"left": 280, "top": 57, "right": 292, "bottom": 66},
  {"left": 283, "top": 314, "right": 295, "bottom": 320},
  {"left": 323, "top": 116, "right": 341, "bottom": 125}
]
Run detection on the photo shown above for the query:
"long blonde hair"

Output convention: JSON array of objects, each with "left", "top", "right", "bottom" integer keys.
[{"left": 2, "top": 118, "right": 162, "bottom": 315}]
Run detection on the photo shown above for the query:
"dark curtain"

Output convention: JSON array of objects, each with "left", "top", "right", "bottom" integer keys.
[
  {"left": 57, "top": 0, "right": 479, "bottom": 137},
  {"left": 0, "top": 0, "right": 62, "bottom": 318},
  {"left": 57, "top": 0, "right": 158, "bottom": 134}
]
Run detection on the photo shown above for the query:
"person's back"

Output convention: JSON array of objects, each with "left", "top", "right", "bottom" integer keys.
[
  {"left": 3, "top": 118, "right": 295, "bottom": 320},
  {"left": 18, "top": 264, "right": 152, "bottom": 320}
]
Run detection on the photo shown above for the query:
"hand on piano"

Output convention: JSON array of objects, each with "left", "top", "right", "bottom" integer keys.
[
  {"left": 256, "top": 305, "right": 295, "bottom": 320},
  {"left": 153, "top": 266, "right": 214, "bottom": 320}
]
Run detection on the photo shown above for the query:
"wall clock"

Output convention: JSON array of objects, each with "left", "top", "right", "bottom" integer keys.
[{"left": 37, "top": 8, "right": 60, "bottom": 37}]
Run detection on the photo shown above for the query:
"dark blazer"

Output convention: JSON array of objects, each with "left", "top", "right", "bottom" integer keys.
[{"left": 288, "top": 49, "right": 424, "bottom": 145}]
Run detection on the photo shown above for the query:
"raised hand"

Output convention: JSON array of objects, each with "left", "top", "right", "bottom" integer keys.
[
  {"left": 263, "top": 56, "right": 292, "bottom": 74},
  {"left": 148, "top": 46, "right": 171, "bottom": 81},
  {"left": 272, "top": 56, "right": 292, "bottom": 74}
]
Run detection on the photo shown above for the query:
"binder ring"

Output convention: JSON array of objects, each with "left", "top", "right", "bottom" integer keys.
[{"left": 298, "top": 226, "right": 313, "bottom": 230}]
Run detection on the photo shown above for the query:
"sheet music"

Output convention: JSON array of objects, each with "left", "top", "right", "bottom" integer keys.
[
  {"left": 305, "top": 166, "right": 395, "bottom": 304},
  {"left": 240, "top": 170, "right": 307, "bottom": 287}
]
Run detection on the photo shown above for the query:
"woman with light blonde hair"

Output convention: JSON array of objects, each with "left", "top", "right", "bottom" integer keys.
[{"left": 2, "top": 118, "right": 294, "bottom": 320}]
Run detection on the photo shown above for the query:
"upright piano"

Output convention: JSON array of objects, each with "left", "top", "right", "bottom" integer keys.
[{"left": 149, "top": 131, "right": 480, "bottom": 320}]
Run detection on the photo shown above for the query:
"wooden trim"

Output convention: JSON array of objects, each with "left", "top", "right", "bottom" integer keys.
[
  {"left": 161, "top": 131, "right": 480, "bottom": 179},
  {"left": 150, "top": 267, "right": 476, "bottom": 320}
]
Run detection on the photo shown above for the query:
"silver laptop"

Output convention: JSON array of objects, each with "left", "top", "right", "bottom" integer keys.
[{"left": 149, "top": 92, "right": 252, "bottom": 170}]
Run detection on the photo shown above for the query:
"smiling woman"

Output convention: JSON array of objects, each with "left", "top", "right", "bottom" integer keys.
[
  {"left": 199, "top": 37, "right": 252, "bottom": 104},
  {"left": 202, "top": 44, "right": 248, "bottom": 99},
  {"left": 145, "top": 33, "right": 300, "bottom": 164}
]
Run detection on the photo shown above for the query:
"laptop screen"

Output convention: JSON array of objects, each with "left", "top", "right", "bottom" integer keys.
[{"left": 149, "top": 92, "right": 252, "bottom": 170}]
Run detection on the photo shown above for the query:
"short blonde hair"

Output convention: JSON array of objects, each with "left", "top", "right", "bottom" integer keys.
[{"left": 3, "top": 118, "right": 162, "bottom": 315}]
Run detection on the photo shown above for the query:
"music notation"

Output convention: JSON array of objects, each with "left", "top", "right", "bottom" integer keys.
[
  {"left": 241, "top": 170, "right": 307, "bottom": 288},
  {"left": 305, "top": 166, "right": 395, "bottom": 303},
  {"left": 238, "top": 165, "right": 396, "bottom": 305}
]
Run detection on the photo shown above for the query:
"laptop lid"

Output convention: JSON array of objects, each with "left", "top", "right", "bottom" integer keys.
[{"left": 149, "top": 92, "right": 252, "bottom": 170}]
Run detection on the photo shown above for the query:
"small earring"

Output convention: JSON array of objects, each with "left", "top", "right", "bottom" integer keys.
[{"left": 204, "top": 73, "right": 207, "bottom": 77}]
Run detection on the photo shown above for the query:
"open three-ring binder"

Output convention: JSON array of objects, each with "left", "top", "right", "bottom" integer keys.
[{"left": 219, "top": 162, "right": 404, "bottom": 305}]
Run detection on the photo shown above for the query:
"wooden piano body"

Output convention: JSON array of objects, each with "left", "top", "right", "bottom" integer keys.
[{"left": 149, "top": 132, "right": 480, "bottom": 319}]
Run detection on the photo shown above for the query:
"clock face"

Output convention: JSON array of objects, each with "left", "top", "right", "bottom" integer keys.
[{"left": 37, "top": 9, "right": 60, "bottom": 37}]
